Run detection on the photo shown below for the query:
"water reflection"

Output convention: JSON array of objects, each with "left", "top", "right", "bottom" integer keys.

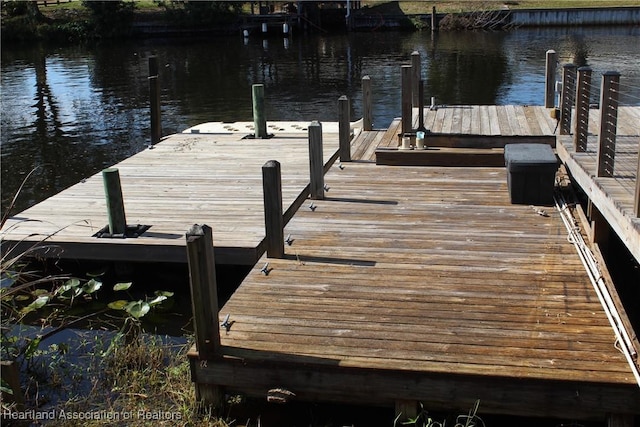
[{"left": 1, "top": 27, "right": 639, "bottom": 217}]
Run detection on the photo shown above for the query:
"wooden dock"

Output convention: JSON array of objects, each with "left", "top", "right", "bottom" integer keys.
[
  {"left": 556, "top": 106, "right": 640, "bottom": 264},
  {"left": 1, "top": 122, "right": 343, "bottom": 265},
  {"left": 190, "top": 157, "right": 640, "bottom": 420}
]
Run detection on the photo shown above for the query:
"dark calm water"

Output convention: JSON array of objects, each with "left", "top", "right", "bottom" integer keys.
[{"left": 1, "top": 27, "right": 639, "bottom": 217}]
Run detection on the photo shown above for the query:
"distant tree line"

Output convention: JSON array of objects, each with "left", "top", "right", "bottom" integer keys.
[{"left": 0, "top": 0, "right": 249, "bottom": 42}]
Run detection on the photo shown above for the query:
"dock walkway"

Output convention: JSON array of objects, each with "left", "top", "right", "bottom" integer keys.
[{"left": 193, "top": 158, "right": 640, "bottom": 419}]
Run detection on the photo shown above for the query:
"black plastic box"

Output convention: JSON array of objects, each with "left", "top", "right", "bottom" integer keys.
[{"left": 504, "top": 144, "right": 558, "bottom": 205}]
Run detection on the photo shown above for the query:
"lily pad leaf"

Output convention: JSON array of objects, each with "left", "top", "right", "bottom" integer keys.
[
  {"left": 125, "top": 301, "right": 150, "bottom": 319},
  {"left": 107, "top": 300, "right": 129, "bottom": 310},
  {"left": 154, "top": 290, "right": 174, "bottom": 298},
  {"left": 113, "top": 282, "right": 132, "bottom": 292},
  {"left": 148, "top": 295, "right": 167, "bottom": 306},
  {"left": 22, "top": 295, "right": 50, "bottom": 314},
  {"left": 82, "top": 279, "right": 102, "bottom": 294},
  {"left": 64, "top": 278, "right": 81, "bottom": 288}
]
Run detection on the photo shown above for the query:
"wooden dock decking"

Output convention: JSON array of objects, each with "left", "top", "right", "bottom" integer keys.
[
  {"left": 1, "top": 122, "right": 342, "bottom": 265},
  {"left": 3, "top": 104, "right": 640, "bottom": 419},
  {"left": 192, "top": 159, "right": 640, "bottom": 419}
]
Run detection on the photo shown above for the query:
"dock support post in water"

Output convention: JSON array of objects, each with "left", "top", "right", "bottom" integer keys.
[
  {"left": 252, "top": 84, "right": 267, "bottom": 138},
  {"left": 308, "top": 121, "right": 325, "bottom": 200},
  {"left": 544, "top": 49, "right": 557, "bottom": 108},
  {"left": 431, "top": 6, "right": 438, "bottom": 32},
  {"left": 573, "top": 67, "right": 592, "bottom": 152},
  {"left": 262, "top": 160, "right": 285, "bottom": 258},
  {"left": 338, "top": 95, "right": 351, "bottom": 162},
  {"left": 411, "top": 51, "right": 421, "bottom": 108},
  {"left": 596, "top": 71, "right": 620, "bottom": 178},
  {"left": 186, "top": 224, "right": 223, "bottom": 405},
  {"left": 149, "top": 56, "right": 162, "bottom": 146},
  {"left": 362, "top": 76, "right": 373, "bottom": 131},
  {"left": 559, "top": 63, "right": 577, "bottom": 135},
  {"left": 401, "top": 65, "right": 412, "bottom": 136},
  {"left": 102, "top": 168, "right": 127, "bottom": 236}
]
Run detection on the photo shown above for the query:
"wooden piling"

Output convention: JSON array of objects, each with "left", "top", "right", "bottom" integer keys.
[
  {"left": 559, "top": 63, "right": 577, "bottom": 135},
  {"left": 596, "top": 71, "right": 620, "bottom": 178},
  {"left": 411, "top": 51, "right": 421, "bottom": 108},
  {"left": 262, "top": 160, "right": 285, "bottom": 258},
  {"left": 102, "top": 168, "right": 127, "bottom": 236},
  {"left": 401, "top": 65, "right": 412, "bottom": 136},
  {"left": 362, "top": 76, "right": 373, "bottom": 131},
  {"left": 417, "top": 79, "right": 426, "bottom": 131},
  {"left": 573, "top": 67, "right": 592, "bottom": 152},
  {"left": 431, "top": 6, "right": 438, "bottom": 32},
  {"left": 338, "top": 95, "right": 351, "bottom": 162},
  {"left": 148, "top": 55, "right": 159, "bottom": 78},
  {"left": 544, "top": 49, "right": 557, "bottom": 108},
  {"left": 186, "top": 224, "right": 222, "bottom": 404},
  {"left": 308, "top": 121, "right": 324, "bottom": 200},
  {"left": 149, "top": 75, "right": 162, "bottom": 146},
  {"left": 252, "top": 84, "right": 267, "bottom": 138}
]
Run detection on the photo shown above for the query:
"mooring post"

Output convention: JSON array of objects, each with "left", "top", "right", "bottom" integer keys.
[
  {"left": 573, "top": 66, "right": 592, "bottom": 152},
  {"left": 417, "top": 79, "right": 426, "bottom": 131},
  {"left": 401, "top": 65, "right": 413, "bottom": 136},
  {"left": 596, "top": 71, "right": 620, "bottom": 178},
  {"left": 362, "top": 75, "right": 373, "bottom": 131},
  {"left": 252, "top": 84, "right": 267, "bottom": 138},
  {"left": 411, "top": 51, "right": 421, "bottom": 108},
  {"left": 338, "top": 95, "right": 352, "bottom": 162},
  {"left": 185, "top": 224, "right": 222, "bottom": 405},
  {"left": 262, "top": 160, "right": 285, "bottom": 258},
  {"left": 559, "top": 63, "right": 577, "bottom": 135},
  {"left": 308, "top": 121, "right": 324, "bottom": 200},
  {"left": 149, "top": 75, "right": 162, "bottom": 146},
  {"left": 431, "top": 6, "right": 438, "bottom": 32},
  {"left": 544, "top": 49, "right": 557, "bottom": 108},
  {"left": 148, "top": 55, "right": 161, "bottom": 146},
  {"left": 148, "top": 55, "right": 159, "bottom": 78},
  {"left": 102, "top": 168, "right": 127, "bottom": 236}
]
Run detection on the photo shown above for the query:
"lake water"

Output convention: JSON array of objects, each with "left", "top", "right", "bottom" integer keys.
[{"left": 1, "top": 27, "right": 639, "bottom": 217}]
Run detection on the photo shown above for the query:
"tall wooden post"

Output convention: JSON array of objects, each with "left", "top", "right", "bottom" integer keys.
[
  {"left": 362, "top": 76, "right": 373, "bottom": 131},
  {"left": 308, "top": 121, "right": 324, "bottom": 200},
  {"left": 596, "top": 71, "right": 620, "bottom": 178},
  {"left": 148, "top": 55, "right": 159, "bottom": 79},
  {"left": 252, "top": 84, "right": 267, "bottom": 138},
  {"left": 559, "top": 63, "right": 577, "bottom": 135},
  {"left": 186, "top": 224, "right": 220, "bottom": 360},
  {"left": 417, "top": 79, "right": 426, "bottom": 131},
  {"left": 573, "top": 67, "right": 592, "bottom": 152},
  {"left": 185, "top": 224, "right": 222, "bottom": 404},
  {"left": 401, "top": 65, "right": 412, "bottom": 136},
  {"left": 149, "top": 55, "right": 161, "bottom": 146},
  {"left": 411, "top": 51, "right": 421, "bottom": 108},
  {"left": 431, "top": 6, "right": 437, "bottom": 32},
  {"left": 338, "top": 95, "right": 351, "bottom": 162},
  {"left": 544, "top": 49, "right": 557, "bottom": 108},
  {"left": 262, "top": 160, "right": 284, "bottom": 258},
  {"left": 102, "top": 168, "right": 127, "bottom": 236}
]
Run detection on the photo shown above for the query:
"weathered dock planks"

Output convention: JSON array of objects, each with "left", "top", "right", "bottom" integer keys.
[
  {"left": 1, "top": 122, "right": 342, "bottom": 265},
  {"left": 191, "top": 161, "right": 640, "bottom": 419}
]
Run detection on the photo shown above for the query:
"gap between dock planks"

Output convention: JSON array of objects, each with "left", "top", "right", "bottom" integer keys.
[{"left": 219, "top": 162, "right": 637, "bottom": 386}]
